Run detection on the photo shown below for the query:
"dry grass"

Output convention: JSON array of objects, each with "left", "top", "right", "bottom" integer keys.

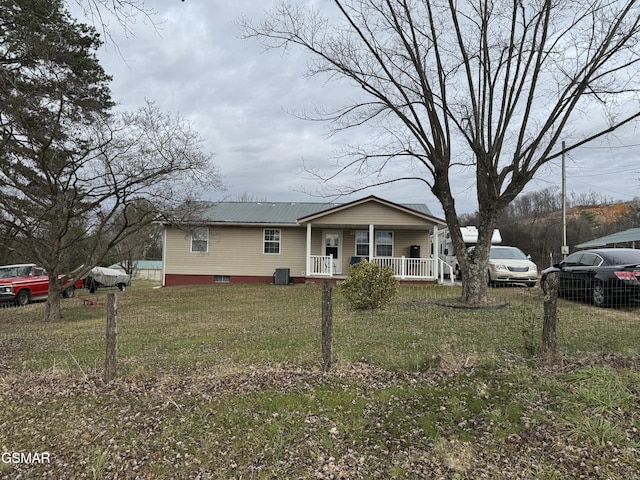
[{"left": 0, "top": 282, "right": 639, "bottom": 478}]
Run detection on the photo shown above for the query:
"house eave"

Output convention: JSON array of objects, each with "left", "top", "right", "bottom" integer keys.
[{"left": 183, "top": 221, "right": 301, "bottom": 228}]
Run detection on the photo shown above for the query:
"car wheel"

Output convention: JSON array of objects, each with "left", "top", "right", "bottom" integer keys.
[
  {"left": 592, "top": 281, "right": 609, "bottom": 308},
  {"left": 527, "top": 282, "right": 536, "bottom": 288},
  {"left": 62, "top": 286, "right": 75, "bottom": 298},
  {"left": 487, "top": 272, "right": 493, "bottom": 287},
  {"left": 16, "top": 290, "right": 30, "bottom": 306},
  {"left": 117, "top": 283, "right": 126, "bottom": 292}
]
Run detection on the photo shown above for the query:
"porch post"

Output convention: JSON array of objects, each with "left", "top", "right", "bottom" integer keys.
[
  {"left": 306, "top": 223, "right": 312, "bottom": 276},
  {"left": 432, "top": 225, "right": 439, "bottom": 280},
  {"left": 368, "top": 224, "right": 374, "bottom": 262}
]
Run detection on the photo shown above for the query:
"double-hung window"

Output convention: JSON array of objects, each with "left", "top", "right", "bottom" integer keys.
[
  {"left": 355, "top": 230, "right": 370, "bottom": 257},
  {"left": 263, "top": 228, "right": 281, "bottom": 254},
  {"left": 191, "top": 227, "right": 209, "bottom": 253},
  {"left": 375, "top": 231, "right": 393, "bottom": 257}
]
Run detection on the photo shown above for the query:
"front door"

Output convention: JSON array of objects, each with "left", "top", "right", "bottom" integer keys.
[{"left": 324, "top": 230, "right": 342, "bottom": 274}]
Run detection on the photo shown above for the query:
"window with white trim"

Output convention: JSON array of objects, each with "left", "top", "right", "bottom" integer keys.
[
  {"left": 263, "top": 228, "right": 281, "bottom": 254},
  {"left": 355, "top": 230, "right": 369, "bottom": 256},
  {"left": 191, "top": 227, "right": 209, "bottom": 253},
  {"left": 375, "top": 231, "right": 393, "bottom": 257}
]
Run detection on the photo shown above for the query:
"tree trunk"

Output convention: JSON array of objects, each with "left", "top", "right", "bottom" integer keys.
[
  {"left": 45, "top": 276, "right": 63, "bottom": 321},
  {"left": 433, "top": 169, "right": 497, "bottom": 305},
  {"left": 452, "top": 211, "right": 497, "bottom": 305},
  {"left": 460, "top": 261, "right": 488, "bottom": 304}
]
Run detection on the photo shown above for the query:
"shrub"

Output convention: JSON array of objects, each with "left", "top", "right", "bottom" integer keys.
[{"left": 340, "top": 260, "right": 399, "bottom": 309}]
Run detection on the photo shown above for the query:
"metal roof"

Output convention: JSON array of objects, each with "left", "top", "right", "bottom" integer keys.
[
  {"left": 575, "top": 227, "right": 640, "bottom": 248},
  {"left": 198, "top": 202, "right": 340, "bottom": 224},
  {"left": 195, "top": 197, "right": 435, "bottom": 225}
]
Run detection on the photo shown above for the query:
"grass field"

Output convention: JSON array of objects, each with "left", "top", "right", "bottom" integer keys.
[{"left": 1, "top": 282, "right": 639, "bottom": 478}]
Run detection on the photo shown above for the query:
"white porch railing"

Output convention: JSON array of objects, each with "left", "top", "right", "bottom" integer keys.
[
  {"left": 371, "top": 257, "right": 434, "bottom": 279},
  {"left": 308, "top": 255, "right": 455, "bottom": 283},
  {"left": 438, "top": 258, "right": 455, "bottom": 284},
  {"left": 309, "top": 255, "right": 335, "bottom": 276}
]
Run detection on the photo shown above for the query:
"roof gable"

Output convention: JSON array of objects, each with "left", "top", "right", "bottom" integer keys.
[{"left": 297, "top": 196, "right": 444, "bottom": 225}]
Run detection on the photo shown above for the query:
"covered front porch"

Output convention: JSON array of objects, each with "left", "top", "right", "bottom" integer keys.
[
  {"left": 296, "top": 196, "right": 453, "bottom": 284},
  {"left": 302, "top": 223, "right": 454, "bottom": 283}
]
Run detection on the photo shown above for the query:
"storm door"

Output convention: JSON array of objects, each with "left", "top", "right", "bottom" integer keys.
[{"left": 323, "top": 230, "right": 342, "bottom": 274}]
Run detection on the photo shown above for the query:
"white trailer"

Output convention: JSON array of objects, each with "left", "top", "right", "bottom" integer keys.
[{"left": 435, "top": 226, "right": 502, "bottom": 280}]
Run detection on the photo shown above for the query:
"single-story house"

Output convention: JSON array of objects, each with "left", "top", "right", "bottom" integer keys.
[{"left": 160, "top": 195, "right": 451, "bottom": 286}]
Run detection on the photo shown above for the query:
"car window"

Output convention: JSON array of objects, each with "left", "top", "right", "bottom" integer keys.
[
  {"left": 601, "top": 251, "right": 640, "bottom": 265},
  {"left": 17, "top": 266, "right": 33, "bottom": 276},
  {"left": 34, "top": 267, "right": 46, "bottom": 276},
  {"left": 562, "top": 253, "right": 583, "bottom": 266},
  {"left": 0, "top": 268, "right": 13, "bottom": 278},
  {"left": 579, "top": 253, "right": 602, "bottom": 266},
  {"left": 489, "top": 247, "right": 527, "bottom": 260}
]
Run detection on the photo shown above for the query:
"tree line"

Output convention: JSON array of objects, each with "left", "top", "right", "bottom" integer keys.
[{"left": 461, "top": 188, "right": 640, "bottom": 268}]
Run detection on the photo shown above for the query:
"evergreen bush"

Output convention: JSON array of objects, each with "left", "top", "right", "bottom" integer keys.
[{"left": 340, "top": 260, "right": 399, "bottom": 309}]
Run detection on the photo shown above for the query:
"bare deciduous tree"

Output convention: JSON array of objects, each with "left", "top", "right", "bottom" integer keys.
[
  {"left": 1, "top": 0, "right": 215, "bottom": 320},
  {"left": 71, "top": 0, "right": 158, "bottom": 41},
  {"left": 242, "top": 0, "right": 640, "bottom": 304}
]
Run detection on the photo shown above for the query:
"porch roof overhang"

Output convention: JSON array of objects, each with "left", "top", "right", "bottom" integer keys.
[
  {"left": 299, "top": 222, "right": 436, "bottom": 231},
  {"left": 297, "top": 195, "right": 446, "bottom": 227}
]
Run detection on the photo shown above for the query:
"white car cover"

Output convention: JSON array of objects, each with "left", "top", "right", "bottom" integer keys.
[{"left": 87, "top": 266, "right": 130, "bottom": 286}]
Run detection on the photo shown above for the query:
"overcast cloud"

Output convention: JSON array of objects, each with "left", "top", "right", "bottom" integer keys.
[{"left": 80, "top": 0, "right": 640, "bottom": 218}]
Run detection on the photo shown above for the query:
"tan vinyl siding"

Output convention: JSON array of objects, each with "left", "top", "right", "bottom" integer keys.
[
  {"left": 164, "top": 226, "right": 307, "bottom": 277},
  {"left": 341, "top": 230, "right": 430, "bottom": 258},
  {"left": 392, "top": 231, "right": 430, "bottom": 258},
  {"left": 314, "top": 202, "right": 430, "bottom": 227},
  {"left": 164, "top": 228, "right": 217, "bottom": 275}
]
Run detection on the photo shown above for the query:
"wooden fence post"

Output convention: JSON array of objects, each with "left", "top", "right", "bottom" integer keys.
[
  {"left": 542, "top": 272, "right": 558, "bottom": 361},
  {"left": 322, "top": 281, "right": 333, "bottom": 372},
  {"left": 105, "top": 293, "right": 118, "bottom": 382}
]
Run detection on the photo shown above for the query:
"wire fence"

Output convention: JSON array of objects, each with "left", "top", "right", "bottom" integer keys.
[{"left": 0, "top": 279, "right": 638, "bottom": 378}]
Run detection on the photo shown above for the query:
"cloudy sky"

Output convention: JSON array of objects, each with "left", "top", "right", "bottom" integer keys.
[{"left": 77, "top": 0, "right": 640, "bottom": 217}]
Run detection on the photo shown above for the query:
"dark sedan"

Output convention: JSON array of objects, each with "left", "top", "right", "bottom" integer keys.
[{"left": 541, "top": 248, "right": 640, "bottom": 307}]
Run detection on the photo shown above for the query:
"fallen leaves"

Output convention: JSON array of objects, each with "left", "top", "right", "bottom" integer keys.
[{"left": 1, "top": 357, "right": 639, "bottom": 479}]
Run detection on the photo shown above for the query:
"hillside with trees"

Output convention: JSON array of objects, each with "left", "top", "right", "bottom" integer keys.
[{"left": 462, "top": 188, "right": 640, "bottom": 269}]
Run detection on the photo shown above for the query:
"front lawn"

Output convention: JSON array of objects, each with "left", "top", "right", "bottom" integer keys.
[{"left": 1, "top": 283, "right": 638, "bottom": 478}]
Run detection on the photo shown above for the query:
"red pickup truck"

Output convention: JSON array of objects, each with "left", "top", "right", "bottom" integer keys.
[{"left": 0, "top": 264, "right": 84, "bottom": 306}]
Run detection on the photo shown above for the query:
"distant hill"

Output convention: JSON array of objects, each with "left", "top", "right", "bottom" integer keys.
[
  {"left": 554, "top": 202, "right": 633, "bottom": 223},
  {"left": 496, "top": 197, "right": 639, "bottom": 267}
]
